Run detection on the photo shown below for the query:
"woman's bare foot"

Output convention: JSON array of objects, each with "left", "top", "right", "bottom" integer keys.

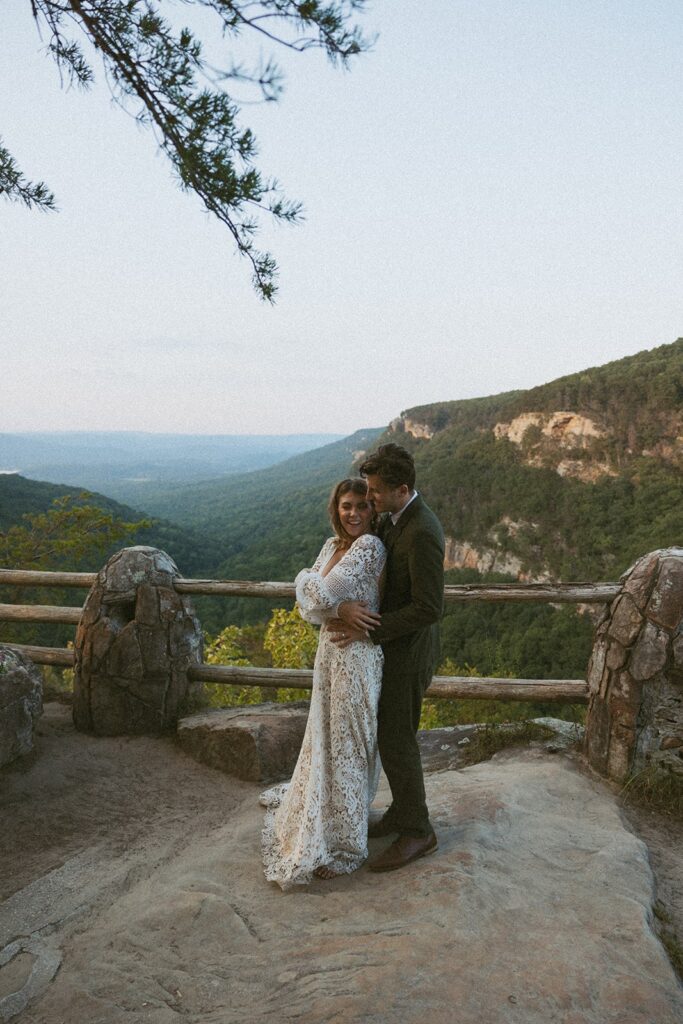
[{"left": 313, "top": 865, "right": 337, "bottom": 880}]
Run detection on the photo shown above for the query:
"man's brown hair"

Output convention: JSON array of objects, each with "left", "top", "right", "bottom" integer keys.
[{"left": 359, "top": 443, "right": 416, "bottom": 490}]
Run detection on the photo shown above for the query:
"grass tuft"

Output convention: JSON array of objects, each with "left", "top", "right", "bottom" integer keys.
[
  {"left": 457, "top": 721, "right": 555, "bottom": 768},
  {"left": 619, "top": 766, "right": 683, "bottom": 820}
]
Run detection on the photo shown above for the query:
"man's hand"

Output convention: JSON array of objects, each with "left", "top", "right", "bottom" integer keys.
[
  {"left": 337, "top": 600, "right": 382, "bottom": 632},
  {"left": 326, "top": 621, "right": 368, "bottom": 649}
]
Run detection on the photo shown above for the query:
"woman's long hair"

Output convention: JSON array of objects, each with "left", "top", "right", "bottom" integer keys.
[{"left": 327, "top": 477, "right": 377, "bottom": 548}]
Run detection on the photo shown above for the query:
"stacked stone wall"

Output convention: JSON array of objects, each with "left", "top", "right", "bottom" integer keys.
[
  {"left": 73, "top": 546, "right": 203, "bottom": 735},
  {"left": 585, "top": 547, "right": 683, "bottom": 781},
  {"left": 0, "top": 646, "right": 42, "bottom": 766}
]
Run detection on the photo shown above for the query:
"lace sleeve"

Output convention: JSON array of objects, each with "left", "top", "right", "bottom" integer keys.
[
  {"left": 295, "top": 539, "right": 337, "bottom": 625},
  {"left": 295, "top": 534, "right": 386, "bottom": 624}
]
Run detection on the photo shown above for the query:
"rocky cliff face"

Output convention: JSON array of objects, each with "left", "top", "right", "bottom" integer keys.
[
  {"left": 389, "top": 416, "right": 435, "bottom": 440},
  {"left": 493, "top": 410, "right": 605, "bottom": 446},
  {"left": 443, "top": 537, "right": 527, "bottom": 577},
  {"left": 493, "top": 410, "right": 619, "bottom": 482},
  {"left": 443, "top": 515, "right": 552, "bottom": 580}
]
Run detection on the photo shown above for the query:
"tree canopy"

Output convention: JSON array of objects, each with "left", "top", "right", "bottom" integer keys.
[{"left": 1, "top": 1, "right": 371, "bottom": 299}]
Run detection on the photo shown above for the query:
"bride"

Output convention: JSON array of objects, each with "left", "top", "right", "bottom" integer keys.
[{"left": 260, "top": 477, "right": 386, "bottom": 889}]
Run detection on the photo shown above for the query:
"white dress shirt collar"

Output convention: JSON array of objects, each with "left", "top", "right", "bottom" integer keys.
[{"left": 390, "top": 490, "right": 419, "bottom": 526}]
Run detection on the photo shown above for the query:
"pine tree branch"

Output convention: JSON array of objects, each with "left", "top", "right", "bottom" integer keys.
[
  {"left": 0, "top": 137, "right": 56, "bottom": 210},
  {"left": 19, "top": 0, "right": 371, "bottom": 300}
]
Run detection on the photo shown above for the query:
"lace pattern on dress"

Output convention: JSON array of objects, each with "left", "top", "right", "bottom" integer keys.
[{"left": 260, "top": 533, "right": 386, "bottom": 890}]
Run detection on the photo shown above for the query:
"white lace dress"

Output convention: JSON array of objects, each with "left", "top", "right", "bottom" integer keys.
[{"left": 260, "top": 532, "right": 386, "bottom": 890}]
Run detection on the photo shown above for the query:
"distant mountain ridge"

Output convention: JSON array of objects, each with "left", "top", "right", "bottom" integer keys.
[
  {"left": 2, "top": 340, "right": 681, "bottom": 604},
  {"left": 0, "top": 430, "right": 342, "bottom": 503},
  {"left": 0, "top": 429, "right": 384, "bottom": 625}
]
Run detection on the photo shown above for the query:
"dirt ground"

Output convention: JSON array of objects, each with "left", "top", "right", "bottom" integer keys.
[
  {"left": 3, "top": 704, "right": 682, "bottom": 944},
  {"left": 620, "top": 799, "right": 683, "bottom": 974},
  {"left": 0, "top": 703, "right": 252, "bottom": 903},
  {"left": 1, "top": 704, "right": 681, "bottom": 1023}
]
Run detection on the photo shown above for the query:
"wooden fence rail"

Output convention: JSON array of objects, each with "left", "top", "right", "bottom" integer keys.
[
  {"left": 0, "top": 564, "right": 613, "bottom": 705},
  {"left": 0, "top": 568, "right": 620, "bottom": 608},
  {"left": 4, "top": 643, "right": 75, "bottom": 667},
  {"left": 3, "top": 642, "right": 588, "bottom": 703},
  {"left": 187, "top": 663, "right": 588, "bottom": 703},
  {"left": 0, "top": 603, "right": 82, "bottom": 625}
]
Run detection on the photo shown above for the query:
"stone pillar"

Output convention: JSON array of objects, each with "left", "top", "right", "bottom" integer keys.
[
  {"left": 585, "top": 547, "right": 683, "bottom": 782},
  {"left": 73, "top": 546, "right": 203, "bottom": 735},
  {"left": 0, "top": 646, "right": 42, "bottom": 767}
]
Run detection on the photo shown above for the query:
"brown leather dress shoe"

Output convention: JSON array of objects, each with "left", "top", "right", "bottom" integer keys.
[
  {"left": 367, "top": 831, "right": 437, "bottom": 872},
  {"left": 367, "top": 815, "right": 399, "bottom": 839}
]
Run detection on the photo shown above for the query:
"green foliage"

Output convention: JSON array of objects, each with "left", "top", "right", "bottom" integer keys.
[
  {"left": 0, "top": 493, "right": 146, "bottom": 571},
  {"left": 196, "top": 609, "right": 316, "bottom": 708},
  {"left": 200, "top": 623, "right": 264, "bottom": 707},
  {"left": 205, "top": 625, "right": 252, "bottom": 667},
  {"left": 9, "top": 0, "right": 372, "bottom": 299},
  {"left": 264, "top": 608, "right": 318, "bottom": 669},
  {"left": 420, "top": 653, "right": 587, "bottom": 729},
  {"left": 263, "top": 607, "right": 317, "bottom": 701},
  {"left": 0, "top": 474, "right": 223, "bottom": 577},
  {"left": 0, "top": 137, "right": 55, "bottom": 210},
  {"left": 0, "top": 494, "right": 148, "bottom": 648},
  {"left": 439, "top": 570, "right": 594, "bottom": 679}
]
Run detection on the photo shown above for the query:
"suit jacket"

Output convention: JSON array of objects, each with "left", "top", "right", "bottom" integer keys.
[{"left": 373, "top": 495, "right": 445, "bottom": 683}]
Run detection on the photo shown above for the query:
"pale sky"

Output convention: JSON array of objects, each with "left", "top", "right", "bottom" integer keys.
[{"left": 2, "top": 0, "right": 682, "bottom": 435}]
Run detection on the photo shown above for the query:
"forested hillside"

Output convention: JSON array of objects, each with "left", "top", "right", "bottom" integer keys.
[
  {"left": 2, "top": 340, "right": 680, "bottom": 686},
  {"left": 389, "top": 338, "right": 683, "bottom": 580},
  {"left": 127, "top": 340, "right": 681, "bottom": 591},
  {"left": 0, "top": 429, "right": 384, "bottom": 632},
  {"left": 127, "top": 428, "right": 384, "bottom": 625},
  {"left": 0, "top": 474, "right": 221, "bottom": 576}
]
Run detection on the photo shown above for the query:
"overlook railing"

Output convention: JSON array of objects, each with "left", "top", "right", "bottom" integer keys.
[{"left": 0, "top": 567, "right": 622, "bottom": 704}]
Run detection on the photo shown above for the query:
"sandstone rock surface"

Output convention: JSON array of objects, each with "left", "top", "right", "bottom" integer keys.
[
  {"left": 178, "top": 702, "right": 310, "bottom": 782},
  {"left": 72, "top": 546, "right": 202, "bottom": 735},
  {"left": 0, "top": 646, "right": 42, "bottom": 768},
  {"left": 1, "top": 705, "right": 681, "bottom": 1024}
]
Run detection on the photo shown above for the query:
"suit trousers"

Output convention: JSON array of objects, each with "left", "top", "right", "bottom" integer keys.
[{"left": 377, "top": 650, "right": 432, "bottom": 838}]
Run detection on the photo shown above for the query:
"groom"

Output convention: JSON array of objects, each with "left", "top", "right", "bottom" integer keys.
[{"left": 331, "top": 443, "right": 445, "bottom": 872}]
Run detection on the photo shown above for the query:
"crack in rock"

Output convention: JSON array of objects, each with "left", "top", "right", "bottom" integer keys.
[{"left": 0, "top": 936, "right": 61, "bottom": 1023}]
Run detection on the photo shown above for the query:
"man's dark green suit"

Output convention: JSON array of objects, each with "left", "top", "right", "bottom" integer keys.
[{"left": 372, "top": 494, "right": 445, "bottom": 838}]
